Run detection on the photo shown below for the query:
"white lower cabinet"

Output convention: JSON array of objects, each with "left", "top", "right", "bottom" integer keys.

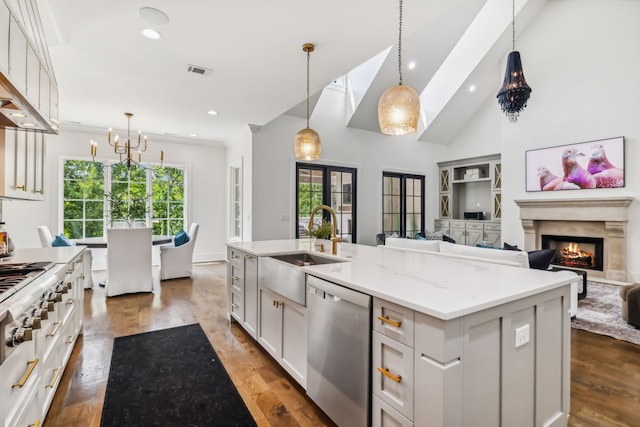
[
  {"left": 372, "top": 297, "right": 415, "bottom": 427},
  {"left": 372, "top": 395, "right": 413, "bottom": 427},
  {"left": 257, "top": 286, "right": 307, "bottom": 388},
  {"left": 372, "top": 332, "right": 414, "bottom": 420}
]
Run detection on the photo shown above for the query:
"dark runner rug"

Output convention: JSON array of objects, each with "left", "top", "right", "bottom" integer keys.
[
  {"left": 101, "top": 323, "right": 257, "bottom": 427},
  {"left": 571, "top": 281, "right": 640, "bottom": 345}
]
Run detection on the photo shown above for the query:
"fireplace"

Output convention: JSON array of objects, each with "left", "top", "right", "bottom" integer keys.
[
  {"left": 515, "top": 197, "right": 632, "bottom": 281},
  {"left": 541, "top": 235, "right": 603, "bottom": 271}
]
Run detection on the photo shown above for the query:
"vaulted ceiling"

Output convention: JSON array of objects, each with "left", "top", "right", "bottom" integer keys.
[{"left": 37, "top": 0, "right": 546, "bottom": 146}]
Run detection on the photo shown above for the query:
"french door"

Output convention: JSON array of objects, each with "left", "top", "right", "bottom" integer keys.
[{"left": 296, "top": 163, "right": 357, "bottom": 243}]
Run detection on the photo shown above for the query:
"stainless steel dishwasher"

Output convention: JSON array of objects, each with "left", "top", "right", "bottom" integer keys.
[{"left": 307, "top": 275, "right": 371, "bottom": 427}]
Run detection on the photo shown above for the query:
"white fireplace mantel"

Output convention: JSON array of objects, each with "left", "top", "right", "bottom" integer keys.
[{"left": 514, "top": 197, "right": 633, "bottom": 281}]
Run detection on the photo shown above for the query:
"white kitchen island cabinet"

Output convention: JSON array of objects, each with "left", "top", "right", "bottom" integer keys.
[
  {"left": 257, "top": 286, "right": 307, "bottom": 387},
  {"left": 226, "top": 239, "right": 575, "bottom": 427}
]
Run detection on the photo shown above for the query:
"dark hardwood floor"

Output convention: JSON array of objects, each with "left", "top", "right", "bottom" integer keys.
[{"left": 43, "top": 262, "right": 640, "bottom": 426}]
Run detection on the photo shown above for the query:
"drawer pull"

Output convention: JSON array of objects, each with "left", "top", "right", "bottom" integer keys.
[
  {"left": 66, "top": 335, "right": 74, "bottom": 344},
  {"left": 28, "top": 420, "right": 40, "bottom": 427},
  {"left": 377, "top": 315, "right": 402, "bottom": 328},
  {"left": 231, "top": 303, "right": 239, "bottom": 309},
  {"left": 377, "top": 367, "right": 402, "bottom": 383},
  {"left": 231, "top": 254, "right": 240, "bottom": 259},
  {"left": 231, "top": 276, "right": 240, "bottom": 281},
  {"left": 66, "top": 298, "right": 75, "bottom": 305},
  {"left": 12, "top": 358, "right": 39, "bottom": 388},
  {"left": 47, "top": 321, "right": 62, "bottom": 337},
  {"left": 46, "top": 367, "right": 62, "bottom": 388}
]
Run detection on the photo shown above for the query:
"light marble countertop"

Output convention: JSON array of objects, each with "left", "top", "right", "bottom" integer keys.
[
  {"left": 227, "top": 239, "right": 576, "bottom": 320},
  {"left": 0, "top": 246, "right": 84, "bottom": 264}
]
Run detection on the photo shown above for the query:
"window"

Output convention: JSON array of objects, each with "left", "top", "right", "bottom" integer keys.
[
  {"left": 62, "top": 159, "right": 185, "bottom": 238},
  {"left": 382, "top": 172, "right": 425, "bottom": 238},
  {"left": 296, "top": 163, "right": 356, "bottom": 243},
  {"left": 229, "top": 163, "right": 242, "bottom": 240}
]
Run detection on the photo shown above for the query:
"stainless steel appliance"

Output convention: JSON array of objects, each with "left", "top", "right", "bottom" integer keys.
[
  {"left": 307, "top": 275, "right": 371, "bottom": 427},
  {"left": 463, "top": 211, "right": 485, "bottom": 220}
]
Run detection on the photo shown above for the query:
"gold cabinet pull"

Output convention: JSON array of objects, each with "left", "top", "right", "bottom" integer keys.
[
  {"left": 377, "top": 315, "right": 402, "bottom": 328},
  {"left": 377, "top": 367, "right": 402, "bottom": 383},
  {"left": 66, "top": 298, "right": 75, "bottom": 305},
  {"left": 231, "top": 276, "right": 240, "bottom": 281},
  {"left": 231, "top": 303, "right": 239, "bottom": 309},
  {"left": 65, "top": 335, "right": 74, "bottom": 344},
  {"left": 46, "top": 321, "right": 62, "bottom": 337},
  {"left": 12, "top": 358, "right": 39, "bottom": 388},
  {"left": 46, "top": 367, "right": 62, "bottom": 388},
  {"left": 28, "top": 419, "right": 40, "bottom": 427}
]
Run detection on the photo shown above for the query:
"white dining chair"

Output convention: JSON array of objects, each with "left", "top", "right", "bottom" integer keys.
[
  {"left": 159, "top": 223, "right": 199, "bottom": 280},
  {"left": 106, "top": 227, "right": 153, "bottom": 297},
  {"left": 37, "top": 225, "right": 95, "bottom": 289}
]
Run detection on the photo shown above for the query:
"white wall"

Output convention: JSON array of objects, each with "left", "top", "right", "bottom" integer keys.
[
  {"left": 448, "top": 0, "right": 640, "bottom": 281},
  {"left": 2, "top": 128, "right": 228, "bottom": 268},
  {"left": 251, "top": 85, "right": 448, "bottom": 246}
]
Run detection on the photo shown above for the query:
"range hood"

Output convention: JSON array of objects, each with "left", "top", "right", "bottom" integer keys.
[{"left": 0, "top": 0, "right": 59, "bottom": 134}]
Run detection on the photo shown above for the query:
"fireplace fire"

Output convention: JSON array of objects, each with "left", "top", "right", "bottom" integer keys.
[
  {"left": 542, "top": 234, "right": 604, "bottom": 271},
  {"left": 559, "top": 242, "right": 594, "bottom": 269}
]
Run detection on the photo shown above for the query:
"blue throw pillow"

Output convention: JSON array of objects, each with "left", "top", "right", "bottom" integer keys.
[
  {"left": 174, "top": 229, "right": 190, "bottom": 247},
  {"left": 52, "top": 234, "right": 73, "bottom": 247},
  {"left": 476, "top": 243, "right": 500, "bottom": 249}
]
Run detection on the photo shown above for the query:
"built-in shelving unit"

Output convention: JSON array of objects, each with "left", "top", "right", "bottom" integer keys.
[{"left": 437, "top": 154, "right": 501, "bottom": 246}]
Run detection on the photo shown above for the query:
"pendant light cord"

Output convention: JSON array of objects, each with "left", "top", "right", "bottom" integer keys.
[
  {"left": 306, "top": 49, "right": 310, "bottom": 128},
  {"left": 398, "top": 0, "right": 403, "bottom": 85},
  {"left": 512, "top": 0, "right": 515, "bottom": 51}
]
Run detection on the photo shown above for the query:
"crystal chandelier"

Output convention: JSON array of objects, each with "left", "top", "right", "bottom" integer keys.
[
  {"left": 294, "top": 43, "right": 321, "bottom": 161},
  {"left": 496, "top": 0, "right": 532, "bottom": 122},
  {"left": 378, "top": 0, "right": 420, "bottom": 135},
  {"left": 90, "top": 112, "right": 164, "bottom": 168}
]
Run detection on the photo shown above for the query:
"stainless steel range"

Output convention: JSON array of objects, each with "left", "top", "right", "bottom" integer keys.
[{"left": 0, "top": 261, "right": 67, "bottom": 365}]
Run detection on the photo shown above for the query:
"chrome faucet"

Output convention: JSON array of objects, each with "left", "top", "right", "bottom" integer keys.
[{"left": 308, "top": 204, "right": 342, "bottom": 255}]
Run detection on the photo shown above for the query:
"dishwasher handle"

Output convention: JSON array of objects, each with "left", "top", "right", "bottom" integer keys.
[{"left": 307, "top": 276, "right": 370, "bottom": 308}]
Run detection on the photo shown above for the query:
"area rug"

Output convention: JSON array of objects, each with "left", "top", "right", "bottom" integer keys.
[
  {"left": 101, "top": 323, "right": 257, "bottom": 427},
  {"left": 571, "top": 282, "right": 640, "bottom": 346}
]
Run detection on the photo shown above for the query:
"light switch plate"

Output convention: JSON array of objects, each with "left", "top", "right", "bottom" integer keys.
[{"left": 515, "top": 324, "right": 530, "bottom": 348}]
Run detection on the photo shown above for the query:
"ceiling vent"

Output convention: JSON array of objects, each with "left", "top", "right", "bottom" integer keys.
[{"left": 186, "top": 64, "right": 212, "bottom": 76}]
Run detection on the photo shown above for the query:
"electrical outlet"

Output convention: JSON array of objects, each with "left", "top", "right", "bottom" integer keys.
[{"left": 515, "top": 324, "right": 530, "bottom": 348}]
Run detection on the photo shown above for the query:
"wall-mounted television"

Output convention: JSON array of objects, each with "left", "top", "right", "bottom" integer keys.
[{"left": 525, "top": 136, "right": 624, "bottom": 192}]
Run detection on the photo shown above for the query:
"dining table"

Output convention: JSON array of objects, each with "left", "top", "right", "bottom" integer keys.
[{"left": 73, "top": 235, "right": 173, "bottom": 248}]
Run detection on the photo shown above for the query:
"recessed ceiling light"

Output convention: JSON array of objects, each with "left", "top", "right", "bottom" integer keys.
[
  {"left": 22, "top": 122, "right": 36, "bottom": 127},
  {"left": 189, "top": 133, "right": 197, "bottom": 137},
  {"left": 139, "top": 7, "right": 170, "bottom": 25},
  {"left": 207, "top": 110, "right": 218, "bottom": 116},
  {"left": 142, "top": 28, "right": 161, "bottom": 39},
  {"left": 408, "top": 61, "right": 416, "bottom": 70},
  {"left": 10, "top": 112, "right": 27, "bottom": 118},
  {"left": 469, "top": 85, "right": 477, "bottom": 93}
]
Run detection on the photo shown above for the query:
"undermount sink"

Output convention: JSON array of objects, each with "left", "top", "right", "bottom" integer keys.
[
  {"left": 258, "top": 252, "right": 346, "bottom": 306},
  {"left": 270, "top": 252, "right": 345, "bottom": 267}
]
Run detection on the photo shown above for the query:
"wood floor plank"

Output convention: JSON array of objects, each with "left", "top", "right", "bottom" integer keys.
[{"left": 41, "top": 262, "right": 640, "bottom": 426}]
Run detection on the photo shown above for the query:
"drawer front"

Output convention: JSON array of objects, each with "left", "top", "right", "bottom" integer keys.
[
  {"left": 449, "top": 221, "right": 466, "bottom": 229},
  {"left": 466, "top": 222, "right": 483, "bottom": 230},
  {"left": 229, "top": 264, "right": 244, "bottom": 293},
  {"left": 373, "top": 298, "right": 414, "bottom": 347},
  {"left": 434, "top": 219, "right": 449, "bottom": 228},
  {"left": 230, "top": 290, "right": 244, "bottom": 322},
  {"left": 483, "top": 223, "right": 501, "bottom": 231},
  {"left": 372, "top": 395, "right": 413, "bottom": 427},
  {"left": 228, "top": 248, "right": 243, "bottom": 267},
  {"left": 372, "top": 331, "right": 414, "bottom": 420}
]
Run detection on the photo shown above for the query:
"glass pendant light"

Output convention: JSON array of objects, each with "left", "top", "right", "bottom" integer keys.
[
  {"left": 378, "top": 0, "right": 420, "bottom": 136},
  {"left": 497, "top": 0, "right": 532, "bottom": 122},
  {"left": 294, "top": 43, "right": 321, "bottom": 161}
]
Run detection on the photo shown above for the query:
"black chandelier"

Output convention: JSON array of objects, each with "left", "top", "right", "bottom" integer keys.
[{"left": 496, "top": 0, "right": 532, "bottom": 122}]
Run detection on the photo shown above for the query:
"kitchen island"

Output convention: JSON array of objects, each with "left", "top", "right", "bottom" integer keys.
[{"left": 227, "top": 239, "right": 575, "bottom": 427}]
